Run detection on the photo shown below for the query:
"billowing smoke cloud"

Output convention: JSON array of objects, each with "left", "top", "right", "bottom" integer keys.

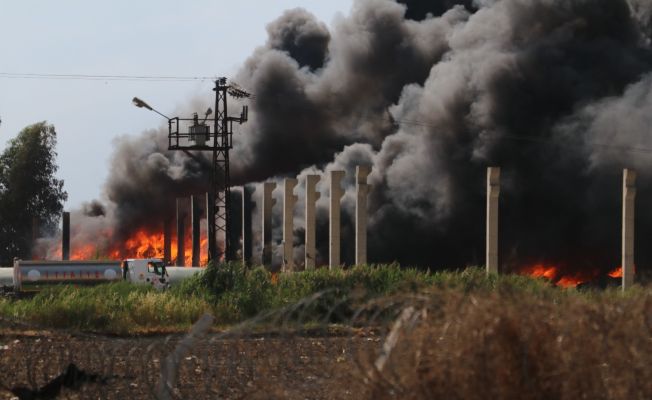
[
  {"left": 40, "top": 0, "right": 652, "bottom": 276},
  {"left": 229, "top": 0, "right": 652, "bottom": 274},
  {"left": 397, "top": 0, "right": 477, "bottom": 20},
  {"left": 37, "top": 129, "right": 210, "bottom": 259},
  {"left": 266, "top": 8, "right": 331, "bottom": 71},
  {"left": 104, "top": 130, "right": 207, "bottom": 236},
  {"left": 231, "top": 1, "right": 464, "bottom": 183}
]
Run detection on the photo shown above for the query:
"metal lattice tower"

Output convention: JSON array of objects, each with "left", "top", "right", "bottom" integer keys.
[
  {"left": 210, "top": 79, "right": 230, "bottom": 262},
  {"left": 167, "top": 78, "right": 249, "bottom": 263}
]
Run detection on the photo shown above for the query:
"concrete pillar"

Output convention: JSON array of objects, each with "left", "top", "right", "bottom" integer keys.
[
  {"left": 227, "top": 190, "right": 243, "bottom": 262},
  {"left": 305, "top": 175, "right": 321, "bottom": 269},
  {"left": 163, "top": 218, "right": 172, "bottom": 265},
  {"left": 622, "top": 169, "right": 636, "bottom": 290},
  {"left": 191, "top": 195, "right": 202, "bottom": 267},
  {"left": 355, "top": 166, "right": 371, "bottom": 265},
  {"left": 283, "top": 179, "right": 298, "bottom": 272},
  {"left": 242, "top": 185, "right": 254, "bottom": 266},
  {"left": 206, "top": 192, "right": 216, "bottom": 263},
  {"left": 329, "top": 171, "right": 345, "bottom": 269},
  {"left": 176, "top": 198, "right": 186, "bottom": 267},
  {"left": 486, "top": 167, "right": 500, "bottom": 275},
  {"left": 62, "top": 212, "right": 70, "bottom": 260},
  {"left": 262, "top": 182, "right": 277, "bottom": 267},
  {"left": 32, "top": 216, "right": 39, "bottom": 242}
]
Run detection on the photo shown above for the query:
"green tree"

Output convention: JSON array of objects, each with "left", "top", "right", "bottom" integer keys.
[{"left": 0, "top": 122, "right": 67, "bottom": 264}]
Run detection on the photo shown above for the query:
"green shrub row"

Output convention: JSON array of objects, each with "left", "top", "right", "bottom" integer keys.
[{"left": 0, "top": 263, "right": 623, "bottom": 334}]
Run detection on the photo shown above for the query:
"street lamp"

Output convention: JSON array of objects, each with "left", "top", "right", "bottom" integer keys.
[{"left": 132, "top": 97, "right": 171, "bottom": 120}]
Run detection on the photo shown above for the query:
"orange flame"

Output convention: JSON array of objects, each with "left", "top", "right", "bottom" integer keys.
[
  {"left": 527, "top": 264, "right": 558, "bottom": 280},
  {"left": 523, "top": 264, "right": 584, "bottom": 288},
  {"left": 608, "top": 266, "right": 623, "bottom": 278},
  {"left": 38, "top": 228, "right": 208, "bottom": 266},
  {"left": 32, "top": 212, "right": 214, "bottom": 265},
  {"left": 107, "top": 228, "right": 205, "bottom": 266},
  {"left": 521, "top": 264, "right": 622, "bottom": 288},
  {"left": 71, "top": 243, "right": 101, "bottom": 260}
]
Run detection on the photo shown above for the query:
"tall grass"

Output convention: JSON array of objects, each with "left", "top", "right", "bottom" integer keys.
[
  {"left": 0, "top": 282, "right": 210, "bottom": 334},
  {"left": 361, "top": 287, "right": 652, "bottom": 400}
]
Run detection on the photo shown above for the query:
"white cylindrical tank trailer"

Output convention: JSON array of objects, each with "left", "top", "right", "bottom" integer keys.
[
  {"left": 13, "top": 260, "right": 122, "bottom": 291},
  {"left": 0, "top": 258, "right": 204, "bottom": 293}
]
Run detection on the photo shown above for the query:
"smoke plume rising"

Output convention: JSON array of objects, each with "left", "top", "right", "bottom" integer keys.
[{"left": 41, "top": 0, "right": 652, "bottom": 276}]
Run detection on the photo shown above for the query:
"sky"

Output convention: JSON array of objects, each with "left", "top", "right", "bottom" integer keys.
[{"left": 0, "top": 0, "right": 353, "bottom": 208}]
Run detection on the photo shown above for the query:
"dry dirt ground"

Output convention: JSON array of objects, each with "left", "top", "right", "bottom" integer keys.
[{"left": 0, "top": 329, "right": 380, "bottom": 399}]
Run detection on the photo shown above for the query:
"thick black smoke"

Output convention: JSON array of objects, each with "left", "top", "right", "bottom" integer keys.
[
  {"left": 397, "top": 0, "right": 476, "bottom": 20},
  {"left": 231, "top": 0, "right": 652, "bottom": 274},
  {"left": 82, "top": 200, "right": 105, "bottom": 217},
  {"left": 103, "top": 130, "right": 207, "bottom": 237},
  {"left": 231, "top": 1, "right": 464, "bottom": 183},
  {"left": 266, "top": 8, "right": 331, "bottom": 71},
  {"left": 42, "top": 0, "right": 652, "bottom": 276}
]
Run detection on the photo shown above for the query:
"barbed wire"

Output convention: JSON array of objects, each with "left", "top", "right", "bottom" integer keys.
[{"left": 0, "top": 290, "right": 374, "bottom": 399}]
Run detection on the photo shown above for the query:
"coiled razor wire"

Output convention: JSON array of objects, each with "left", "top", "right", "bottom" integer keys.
[{"left": 0, "top": 289, "right": 410, "bottom": 399}]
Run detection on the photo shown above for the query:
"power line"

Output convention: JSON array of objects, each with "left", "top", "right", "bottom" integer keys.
[
  {"left": 0, "top": 72, "right": 217, "bottom": 82},
  {"left": 0, "top": 72, "right": 258, "bottom": 98}
]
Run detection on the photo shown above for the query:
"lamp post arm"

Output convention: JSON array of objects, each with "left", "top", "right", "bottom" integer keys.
[{"left": 151, "top": 108, "right": 171, "bottom": 120}]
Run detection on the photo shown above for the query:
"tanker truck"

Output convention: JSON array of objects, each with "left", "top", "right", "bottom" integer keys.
[{"left": 0, "top": 258, "right": 203, "bottom": 294}]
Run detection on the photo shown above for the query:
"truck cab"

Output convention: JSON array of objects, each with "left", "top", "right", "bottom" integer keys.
[{"left": 123, "top": 258, "right": 169, "bottom": 290}]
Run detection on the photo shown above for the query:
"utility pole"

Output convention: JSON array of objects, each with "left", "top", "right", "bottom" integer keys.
[
  {"left": 210, "top": 80, "right": 229, "bottom": 262},
  {"left": 208, "top": 78, "right": 249, "bottom": 261},
  {"left": 163, "top": 78, "right": 249, "bottom": 263}
]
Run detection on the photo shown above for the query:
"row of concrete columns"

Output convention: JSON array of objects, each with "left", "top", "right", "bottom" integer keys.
[
  {"left": 485, "top": 167, "right": 638, "bottom": 290},
  {"left": 57, "top": 166, "right": 371, "bottom": 269},
  {"left": 58, "top": 192, "right": 221, "bottom": 266},
  {"left": 170, "top": 195, "right": 205, "bottom": 267},
  {"left": 58, "top": 204, "right": 201, "bottom": 265},
  {"left": 261, "top": 166, "right": 371, "bottom": 270},
  {"left": 55, "top": 164, "right": 636, "bottom": 286}
]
